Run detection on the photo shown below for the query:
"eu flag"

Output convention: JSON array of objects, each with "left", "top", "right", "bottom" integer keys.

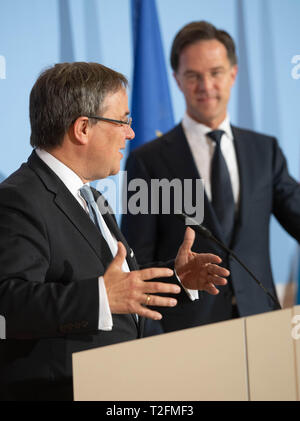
[{"left": 130, "top": 0, "right": 174, "bottom": 151}]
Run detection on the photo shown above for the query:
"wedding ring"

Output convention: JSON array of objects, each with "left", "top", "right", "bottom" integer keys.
[{"left": 145, "top": 294, "right": 151, "bottom": 306}]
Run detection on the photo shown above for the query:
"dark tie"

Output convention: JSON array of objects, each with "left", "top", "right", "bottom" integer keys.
[{"left": 207, "top": 130, "right": 235, "bottom": 244}]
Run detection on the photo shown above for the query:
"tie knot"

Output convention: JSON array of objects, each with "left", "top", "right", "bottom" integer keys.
[
  {"left": 80, "top": 184, "right": 95, "bottom": 205},
  {"left": 207, "top": 130, "right": 225, "bottom": 145}
]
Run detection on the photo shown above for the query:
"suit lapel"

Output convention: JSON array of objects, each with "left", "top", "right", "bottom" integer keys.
[
  {"left": 27, "top": 151, "right": 113, "bottom": 269},
  {"left": 161, "top": 124, "right": 226, "bottom": 243},
  {"left": 92, "top": 189, "right": 139, "bottom": 271},
  {"left": 231, "top": 126, "right": 255, "bottom": 247},
  {"left": 160, "top": 124, "right": 199, "bottom": 181}
]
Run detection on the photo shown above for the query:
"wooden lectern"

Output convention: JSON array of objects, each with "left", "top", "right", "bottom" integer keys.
[{"left": 72, "top": 306, "right": 300, "bottom": 401}]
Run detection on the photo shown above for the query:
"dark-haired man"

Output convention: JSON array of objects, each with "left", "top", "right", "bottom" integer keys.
[
  {"left": 0, "top": 62, "right": 228, "bottom": 400},
  {"left": 122, "top": 21, "right": 300, "bottom": 333}
]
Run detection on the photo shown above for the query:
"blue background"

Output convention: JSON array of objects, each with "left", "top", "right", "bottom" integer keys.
[{"left": 0, "top": 0, "right": 299, "bottom": 294}]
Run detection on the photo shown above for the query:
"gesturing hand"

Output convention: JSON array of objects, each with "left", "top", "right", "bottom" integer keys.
[
  {"left": 175, "top": 227, "right": 230, "bottom": 294},
  {"left": 104, "top": 242, "right": 181, "bottom": 320}
]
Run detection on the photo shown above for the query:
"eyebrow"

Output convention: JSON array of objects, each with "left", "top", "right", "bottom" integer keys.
[
  {"left": 183, "top": 70, "right": 199, "bottom": 75},
  {"left": 210, "top": 66, "right": 226, "bottom": 71},
  {"left": 121, "top": 111, "right": 130, "bottom": 119},
  {"left": 184, "top": 66, "right": 226, "bottom": 75}
]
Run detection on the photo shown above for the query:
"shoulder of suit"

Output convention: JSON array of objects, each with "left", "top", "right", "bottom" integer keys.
[
  {"left": 0, "top": 164, "right": 44, "bottom": 216},
  {"left": 129, "top": 123, "right": 184, "bottom": 158},
  {"left": 0, "top": 155, "right": 57, "bottom": 211},
  {"left": 231, "top": 125, "right": 277, "bottom": 143},
  {"left": 0, "top": 162, "right": 37, "bottom": 194}
]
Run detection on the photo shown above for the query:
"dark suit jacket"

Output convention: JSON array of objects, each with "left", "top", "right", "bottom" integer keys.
[
  {"left": 0, "top": 151, "right": 181, "bottom": 400},
  {"left": 121, "top": 123, "right": 300, "bottom": 331}
]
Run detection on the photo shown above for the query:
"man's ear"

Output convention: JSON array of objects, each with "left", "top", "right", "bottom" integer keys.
[
  {"left": 72, "top": 116, "right": 90, "bottom": 145},
  {"left": 173, "top": 71, "right": 183, "bottom": 92},
  {"left": 230, "top": 64, "right": 238, "bottom": 86}
]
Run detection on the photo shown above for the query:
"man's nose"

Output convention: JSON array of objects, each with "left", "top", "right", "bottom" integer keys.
[
  {"left": 197, "top": 74, "right": 213, "bottom": 91},
  {"left": 126, "top": 126, "right": 135, "bottom": 140}
]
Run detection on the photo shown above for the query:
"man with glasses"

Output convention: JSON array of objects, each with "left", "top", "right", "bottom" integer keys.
[{"left": 0, "top": 62, "right": 229, "bottom": 400}]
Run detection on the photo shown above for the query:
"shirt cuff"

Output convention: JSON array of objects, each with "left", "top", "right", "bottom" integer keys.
[
  {"left": 98, "top": 276, "right": 113, "bottom": 331},
  {"left": 174, "top": 270, "right": 199, "bottom": 301}
]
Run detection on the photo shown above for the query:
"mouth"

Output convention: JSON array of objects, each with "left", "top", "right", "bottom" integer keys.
[{"left": 197, "top": 96, "right": 217, "bottom": 102}]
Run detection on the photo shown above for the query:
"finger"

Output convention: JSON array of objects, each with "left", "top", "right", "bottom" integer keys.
[
  {"left": 112, "top": 242, "right": 127, "bottom": 269},
  {"left": 137, "top": 307, "right": 163, "bottom": 321},
  {"left": 137, "top": 267, "right": 174, "bottom": 282},
  {"left": 207, "top": 275, "right": 228, "bottom": 285},
  {"left": 142, "top": 281, "right": 181, "bottom": 295},
  {"left": 180, "top": 227, "right": 195, "bottom": 252},
  {"left": 182, "top": 254, "right": 223, "bottom": 273},
  {"left": 208, "top": 264, "right": 230, "bottom": 277},
  {"left": 195, "top": 253, "right": 223, "bottom": 264},
  {"left": 142, "top": 294, "right": 178, "bottom": 308},
  {"left": 136, "top": 302, "right": 178, "bottom": 321},
  {"left": 203, "top": 282, "right": 220, "bottom": 295}
]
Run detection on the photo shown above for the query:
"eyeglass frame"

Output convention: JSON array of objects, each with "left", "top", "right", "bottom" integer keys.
[{"left": 86, "top": 115, "right": 132, "bottom": 128}]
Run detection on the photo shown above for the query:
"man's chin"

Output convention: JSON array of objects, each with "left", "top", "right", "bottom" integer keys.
[
  {"left": 110, "top": 166, "right": 120, "bottom": 176},
  {"left": 191, "top": 108, "right": 224, "bottom": 126}
]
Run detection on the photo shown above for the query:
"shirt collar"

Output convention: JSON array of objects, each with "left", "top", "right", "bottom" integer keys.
[
  {"left": 35, "top": 148, "right": 86, "bottom": 197},
  {"left": 182, "top": 112, "right": 233, "bottom": 140}
]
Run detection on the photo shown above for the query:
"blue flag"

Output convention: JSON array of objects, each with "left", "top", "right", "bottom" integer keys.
[{"left": 130, "top": 0, "right": 174, "bottom": 151}]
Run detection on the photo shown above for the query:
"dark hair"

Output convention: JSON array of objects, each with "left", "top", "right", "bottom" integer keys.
[
  {"left": 30, "top": 62, "right": 128, "bottom": 148},
  {"left": 170, "top": 21, "right": 237, "bottom": 71}
]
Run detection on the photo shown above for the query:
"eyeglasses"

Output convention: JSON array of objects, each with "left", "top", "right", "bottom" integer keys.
[{"left": 87, "top": 115, "right": 132, "bottom": 128}]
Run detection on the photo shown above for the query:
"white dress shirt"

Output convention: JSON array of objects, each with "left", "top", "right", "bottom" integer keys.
[{"left": 182, "top": 113, "right": 240, "bottom": 207}]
